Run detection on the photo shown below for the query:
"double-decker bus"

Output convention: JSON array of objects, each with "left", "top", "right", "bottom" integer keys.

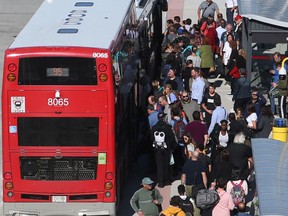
[{"left": 1, "top": 0, "right": 166, "bottom": 215}]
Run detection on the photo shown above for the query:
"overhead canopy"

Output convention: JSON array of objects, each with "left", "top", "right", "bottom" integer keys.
[
  {"left": 238, "top": 0, "right": 288, "bottom": 28},
  {"left": 251, "top": 138, "right": 288, "bottom": 215}
]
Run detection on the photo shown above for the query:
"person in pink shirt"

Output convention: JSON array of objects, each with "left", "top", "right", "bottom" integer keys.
[{"left": 212, "top": 178, "right": 235, "bottom": 216}]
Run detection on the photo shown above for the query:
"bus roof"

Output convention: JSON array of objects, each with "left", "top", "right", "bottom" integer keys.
[{"left": 9, "top": 0, "right": 133, "bottom": 49}]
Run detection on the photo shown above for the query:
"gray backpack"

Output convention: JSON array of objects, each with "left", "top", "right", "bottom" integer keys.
[{"left": 196, "top": 189, "right": 219, "bottom": 209}]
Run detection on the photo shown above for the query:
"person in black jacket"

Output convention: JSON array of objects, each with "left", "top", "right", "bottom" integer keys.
[
  {"left": 232, "top": 69, "right": 250, "bottom": 113},
  {"left": 151, "top": 112, "right": 178, "bottom": 188}
]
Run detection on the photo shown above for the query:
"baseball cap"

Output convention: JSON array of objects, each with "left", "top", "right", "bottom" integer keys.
[
  {"left": 234, "top": 15, "right": 242, "bottom": 21},
  {"left": 141, "top": 177, "right": 154, "bottom": 185}
]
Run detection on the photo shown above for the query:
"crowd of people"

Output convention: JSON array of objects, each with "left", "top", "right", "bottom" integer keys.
[{"left": 130, "top": 0, "right": 288, "bottom": 215}]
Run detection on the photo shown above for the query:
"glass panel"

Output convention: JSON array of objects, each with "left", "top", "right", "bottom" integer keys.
[
  {"left": 18, "top": 117, "right": 99, "bottom": 146},
  {"left": 251, "top": 42, "right": 288, "bottom": 90},
  {"left": 57, "top": 28, "right": 79, "bottom": 33},
  {"left": 75, "top": 2, "right": 94, "bottom": 7},
  {"left": 19, "top": 57, "right": 97, "bottom": 85}
]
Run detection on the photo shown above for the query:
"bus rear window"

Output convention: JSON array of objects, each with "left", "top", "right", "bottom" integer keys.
[
  {"left": 18, "top": 117, "right": 99, "bottom": 146},
  {"left": 18, "top": 57, "right": 97, "bottom": 85}
]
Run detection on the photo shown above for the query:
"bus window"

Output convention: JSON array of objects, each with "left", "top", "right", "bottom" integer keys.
[
  {"left": 18, "top": 57, "right": 97, "bottom": 85},
  {"left": 18, "top": 117, "right": 99, "bottom": 146}
]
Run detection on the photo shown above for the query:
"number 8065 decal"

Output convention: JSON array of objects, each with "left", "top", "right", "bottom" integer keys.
[{"left": 48, "top": 98, "right": 69, "bottom": 106}]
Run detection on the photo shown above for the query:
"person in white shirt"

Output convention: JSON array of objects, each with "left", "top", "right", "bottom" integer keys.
[
  {"left": 246, "top": 103, "right": 257, "bottom": 130},
  {"left": 225, "top": 0, "right": 238, "bottom": 25},
  {"left": 216, "top": 19, "right": 226, "bottom": 46}
]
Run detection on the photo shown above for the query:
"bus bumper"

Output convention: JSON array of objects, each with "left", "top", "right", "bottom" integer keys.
[{"left": 3, "top": 202, "right": 116, "bottom": 216}]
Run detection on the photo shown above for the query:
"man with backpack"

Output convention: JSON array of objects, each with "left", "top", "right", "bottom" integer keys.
[
  {"left": 177, "top": 184, "right": 194, "bottom": 216},
  {"left": 170, "top": 106, "right": 188, "bottom": 174},
  {"left": 160, "top": 196, "right": 186, "bottom": 216},
  {"left": 181, "top": 151, "right": 207, "bottom": 216},
  {"left": 212, "top": 178, "right": 235, "bottom": 216}
]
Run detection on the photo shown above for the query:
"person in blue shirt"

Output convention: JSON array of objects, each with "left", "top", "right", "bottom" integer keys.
[
  {"left": 208, "top": 98, "right": 228, "bottom": 135},
  {"left": 268, "top": 52, "right": 281, "bottom": 115},
  {"left": 147, "top": 104, "right": 159, "bottom": 129}
]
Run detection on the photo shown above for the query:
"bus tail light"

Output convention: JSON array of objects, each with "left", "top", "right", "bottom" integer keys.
[
  {"left": 105, "top": 182, "right": 113, "bottom": 190},
  {"left": 98, "top": 63, "right": 107, "bottom": 72},
  {"left": 7, "top": 73, "right": 16, "bottom": 82},
  {"left": 4, "top": 172, "right": 12, "bottom": 180},
  {"left": 99, "top": 73, "right": 108, "bottom": 82},
  {"left": 8, "top": 63, "right": 17, "bottom": 72},
  {"left": 5, "top": 181, "right": 13, "bottom": 190},
  {"left": 105, "top": 172, "right": 114, "bottom": 180}
]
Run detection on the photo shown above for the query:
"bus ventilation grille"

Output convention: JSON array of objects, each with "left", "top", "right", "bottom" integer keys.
[{"left": 20, "top": 157, "right": 97, "bottom": 181}]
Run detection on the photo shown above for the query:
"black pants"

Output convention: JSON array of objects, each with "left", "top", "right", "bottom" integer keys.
[
  {"left": 204, "top": 112, "right": 212, "bottom": 128},
  {"left": 155, "top": 149, "right": 170, "bottom": 186}
]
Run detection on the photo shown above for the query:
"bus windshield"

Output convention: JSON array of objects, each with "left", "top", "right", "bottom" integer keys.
[
  {"left": 18, "top": 117, "right": 99, "bottom": 146},
  {"left": 18, "top": 57, "right": 97, "bottom": 85}
]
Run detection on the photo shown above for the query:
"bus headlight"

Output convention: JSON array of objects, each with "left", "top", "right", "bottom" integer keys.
[{"left": 7, "top": 191, "right": 13, "bottom": 197}]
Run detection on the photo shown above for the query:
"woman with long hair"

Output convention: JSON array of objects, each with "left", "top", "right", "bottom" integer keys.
[
  {"left": 163, "top": 84, "right": 177, "bottom": 104},
  {"left": 182, "top": 132, "right": 196, "bottom": 160}
]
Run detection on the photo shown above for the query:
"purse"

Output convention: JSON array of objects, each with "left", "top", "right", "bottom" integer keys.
[{"left": 169, "top": 152, "right": 175, "bottom": 165}]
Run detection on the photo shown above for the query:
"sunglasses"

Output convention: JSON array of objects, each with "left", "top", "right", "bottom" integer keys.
[{"left": 182, "top": 95, "right": 188, "bottom": 98}]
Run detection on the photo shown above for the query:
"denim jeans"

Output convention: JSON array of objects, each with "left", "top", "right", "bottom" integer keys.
[{"left": 269, "top": 88, "right": 276, "bottom": 114}]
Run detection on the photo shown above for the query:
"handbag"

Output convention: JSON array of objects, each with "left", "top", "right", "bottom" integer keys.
[
  {"left": 269, "top": 85, "right": 279, "bottom": 97},
  {"left": 169, "top": 152, "right": 175, "bottom": 165}
]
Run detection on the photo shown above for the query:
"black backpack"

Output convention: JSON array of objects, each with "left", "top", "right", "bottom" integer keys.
[
  {"left": 178, "top": 196, "right": 194, "bottom": 216},
  {"left": 196, "top": 189, "right": 219, "bottom": 209}
]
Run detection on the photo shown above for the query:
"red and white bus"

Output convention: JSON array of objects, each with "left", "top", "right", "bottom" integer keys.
[{"left": 2, "top": 0, "right": 166, "bottom": 215}]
